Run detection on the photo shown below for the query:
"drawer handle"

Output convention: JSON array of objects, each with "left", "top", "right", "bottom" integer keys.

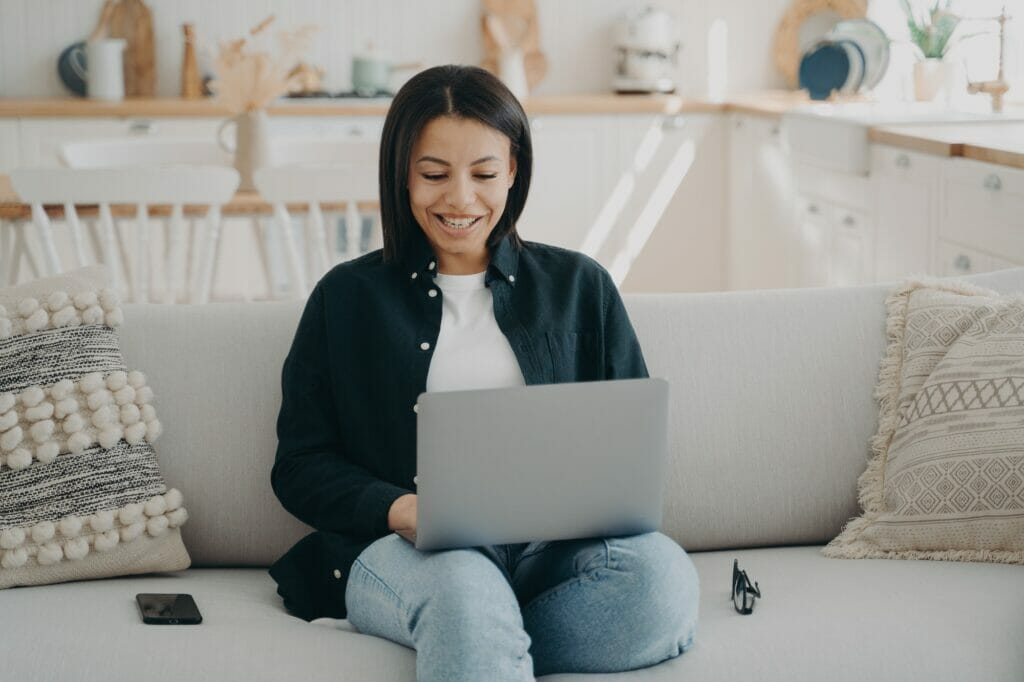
[
  {"left": 129, "top": 120, "right": 155, "bottom": 134},
  {"left": 895, "top": 154, "right": 910, "bottom": 168},
  {"left": 842, "top": 214, "right": 856, "bottom": 227},
  {"left": 983, "top": 174, "right": 1002, "bottom": 191},
  {"left": 347, "top": 126, "right": 364, "bottom": 137},
  {"left": 770, "top": 125, "right": 780, "bottom": 136},
  {"left": 954, "top": 254, "right": 971, "bottom": 271},
  {"left": 807, "top": 203, "right": 820, "bottom": 214}
]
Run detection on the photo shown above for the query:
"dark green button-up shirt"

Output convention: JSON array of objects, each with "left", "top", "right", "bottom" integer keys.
[{"left": 269, "top": 230, "right": 649, "bottom": 621}]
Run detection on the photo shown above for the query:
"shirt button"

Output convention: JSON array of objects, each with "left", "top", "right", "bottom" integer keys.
[
  {"left": 508, "top": 275, "right": 516, "bottom": 283},
  {"left": 333, "top": 569, "right": 341, "bottom": 579},
  {"left": 410, "top": 272, "right": 418, "bottom": 279},
  {"left": 413, "top": 475, "right": 419, "bottom": 484},
  {"left": 413, "top": 404, "right": 419, "bottom": 413},
  {"left": 428, "top": 288, "right": 438, "bottom": 298},
  {"left": 428, "top": 261, "right": 436, "bottom": 270},
  {"left": 420, "top": 342, "right": 430, "bottom": 351}
]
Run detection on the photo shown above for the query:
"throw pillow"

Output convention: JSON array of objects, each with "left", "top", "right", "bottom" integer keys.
[
  {"left": 0, "top": 266, "right": 190, "bottom": 588},
  {"left": 824, "top": 277, "right": 1024, "bottom": 563}
]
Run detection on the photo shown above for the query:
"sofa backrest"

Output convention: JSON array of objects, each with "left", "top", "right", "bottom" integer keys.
[{"left": 119, "top": 268, "right": 1024, "bottom": 566}]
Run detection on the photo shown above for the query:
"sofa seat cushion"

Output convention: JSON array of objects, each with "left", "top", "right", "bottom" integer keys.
[{"left": 3, "top": 546, "right": 1022, "bottom": 681}]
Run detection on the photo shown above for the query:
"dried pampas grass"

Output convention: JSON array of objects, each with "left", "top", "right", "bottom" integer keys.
[{"left": 207, "top": 15, "right": 319, "bottom": 113}]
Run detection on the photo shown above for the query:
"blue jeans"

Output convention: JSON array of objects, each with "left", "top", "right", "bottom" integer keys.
[{"left": 345, "top": 531, "right": 700, "bottom": 681}]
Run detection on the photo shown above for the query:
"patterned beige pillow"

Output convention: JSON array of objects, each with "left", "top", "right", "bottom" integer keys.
[
  {"left": 824, "top": 277, "right": 1024, "bottom": 563},
  {"left": 0, "top": 267, "right": 190, "bottom": 588}
]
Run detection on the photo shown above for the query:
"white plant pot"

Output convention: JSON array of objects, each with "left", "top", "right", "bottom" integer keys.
[{"left": 913, "top": 58, "right": 955, "bottom": 103}]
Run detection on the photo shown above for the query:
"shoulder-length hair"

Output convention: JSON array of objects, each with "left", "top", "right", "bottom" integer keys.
[{"left": 378, "top": 64, "right": 533, "bottom": 263}]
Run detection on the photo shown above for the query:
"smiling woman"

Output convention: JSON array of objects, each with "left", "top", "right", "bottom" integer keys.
[
  {"left": 268, "top": 65, "right": 699, "bottom": 681},
  {"left": 407, "top": 116, "right": 517, "bottom": 274}
]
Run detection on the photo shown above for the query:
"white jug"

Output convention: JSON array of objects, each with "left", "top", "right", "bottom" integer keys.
[{"left": 85, "top": 39, "right": 126, "bottom": 101}]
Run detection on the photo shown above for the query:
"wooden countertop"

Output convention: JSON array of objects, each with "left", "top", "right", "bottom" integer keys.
[
  {"left": 869, "top": 122, "right": 1024, "bottom": 170},
  {"left": 0, "top": 94, "right": 721, "bottom": 118},
  {"left": 0, "top": 91, "right": 827, "bottom": 118}
]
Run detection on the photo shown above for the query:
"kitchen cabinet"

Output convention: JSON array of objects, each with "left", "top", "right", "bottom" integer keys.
[
  {"left": 13, "top": 116, "right": 383, "bottom": 167},
  {"left": 726, "top": 113, "right": 796, "bottom": 289},
  {"left": 939, "top": 157, "right": 1024, "bottom": 270},
  {"left": 0, "top": 120, "right": 20, "bottom": 171},
  {"left": 870, "top": 145, "right": 939, "bottom": 282},
  {"left": 792, "top": 160, "right": 874, "bottom": 287},
  {"left": 520, "top": 112, "right": 727, "bottom": 293}
]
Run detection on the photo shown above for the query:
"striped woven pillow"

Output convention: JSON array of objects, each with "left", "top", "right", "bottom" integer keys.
[{"left": 0, "top": 267, "right": 190, "bottom": 588}]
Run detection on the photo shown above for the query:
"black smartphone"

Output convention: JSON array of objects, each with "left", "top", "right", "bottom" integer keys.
[{"left": 136, "top": 593, "right": 203, "bottom": 625}]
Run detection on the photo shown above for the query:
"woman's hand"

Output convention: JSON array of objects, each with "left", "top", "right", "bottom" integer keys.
[{"left": 388, "top": 493, "right": 418, "bottom": 543}]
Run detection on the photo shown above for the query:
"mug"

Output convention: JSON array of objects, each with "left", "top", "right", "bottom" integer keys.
[{"left": 351, "top": 56, "right": 391, "bottom": 96}]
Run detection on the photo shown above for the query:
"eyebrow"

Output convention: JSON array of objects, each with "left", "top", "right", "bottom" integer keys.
[{"left": 415, "top": 155, "right": 500, "bottom": 166}]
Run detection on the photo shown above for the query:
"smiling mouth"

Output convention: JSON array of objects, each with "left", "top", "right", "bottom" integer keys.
[{"left": 434, "top": 214, "right": 484, "bottom": 230}]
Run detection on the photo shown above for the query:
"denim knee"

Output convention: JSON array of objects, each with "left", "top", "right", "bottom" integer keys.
[{"left": 606, "top": 532, "right": 700, "bottom": 649}]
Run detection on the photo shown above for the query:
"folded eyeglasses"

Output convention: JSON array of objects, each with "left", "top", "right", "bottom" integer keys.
[{"left": 732, "top": 559, "right": 761, "bottom": 615}]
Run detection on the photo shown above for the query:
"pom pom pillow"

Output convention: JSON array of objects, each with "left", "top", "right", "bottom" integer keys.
[
  {"left": 824, "top": 277, "right": 1024, "bottom": 564},
  {"left": 0, "top": 267, "right": 189, "bottom": 588}
]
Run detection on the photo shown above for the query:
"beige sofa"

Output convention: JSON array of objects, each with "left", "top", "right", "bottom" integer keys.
[{"left": 4, "top": 268, "right": 1024, "bottom": 681}]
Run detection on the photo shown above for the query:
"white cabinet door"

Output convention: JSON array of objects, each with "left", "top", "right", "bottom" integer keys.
[
  {"left": 940, "top": 158, "right": 1024, "bottom": 263},
  {"left": 726, "top": 114, "right": 796, "bottom": 290},
  {"left": 831, "top": 208, "right": 869, "bottom": 286},
  {"left": 515, "top": 115, "right": 606, "bottom": 250},
  {"left": 795, "top": 194, "right": 831, "bottom": 287},
  {"left": 18, "top": 117, "right": 225, "bottom": 166},
  {"left": 871, "top": 145, "right": 938, "bottom": 282},
  {"left": 0, "top": 119, "right": 20, "bottom": 171}
]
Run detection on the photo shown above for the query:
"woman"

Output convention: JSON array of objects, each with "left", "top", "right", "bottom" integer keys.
[{"left": 269, "top": 65, "right": 699, "bottom": 680}]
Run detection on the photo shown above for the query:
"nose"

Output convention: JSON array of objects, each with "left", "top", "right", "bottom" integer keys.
[{"left": 444, "top": 173, "right": 476, "bottom": 210}]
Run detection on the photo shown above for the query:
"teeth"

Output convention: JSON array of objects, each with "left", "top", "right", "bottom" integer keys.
[{"left": 439, "top": 216, "right": 479, "bottom": 229}]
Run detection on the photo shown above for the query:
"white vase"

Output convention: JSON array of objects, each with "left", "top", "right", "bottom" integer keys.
[
  {"left": 913, "top": 58, "right": 955, "bottom": 103},
  {"left": 216, "top": 110, "right": 270, "bottom": 192}
]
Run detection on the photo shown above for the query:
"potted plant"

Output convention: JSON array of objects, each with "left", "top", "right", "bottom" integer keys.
[{"left": 899, "top": 0, "right": 981, "bottom": 102}]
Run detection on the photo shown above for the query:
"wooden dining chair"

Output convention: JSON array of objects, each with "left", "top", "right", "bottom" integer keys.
[
  {"left": 8, "top": 166, "right": 239, "bottom": 304},
  {"left": 254, "top": 138, "right": 381, "bottom": 299}
]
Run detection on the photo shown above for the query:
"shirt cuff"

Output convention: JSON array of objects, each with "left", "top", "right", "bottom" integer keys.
[{"left": 358, "top": 480, "right": 413, "bottom": 538}]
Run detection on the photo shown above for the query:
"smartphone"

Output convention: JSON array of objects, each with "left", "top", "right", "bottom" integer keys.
[{"left": 136, "top": 593, "right": 203, "bottom": 625}]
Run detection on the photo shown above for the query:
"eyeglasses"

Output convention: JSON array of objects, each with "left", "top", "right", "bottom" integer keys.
[{"left": 732, "top": 559, "right": 761, "bottom": 615}]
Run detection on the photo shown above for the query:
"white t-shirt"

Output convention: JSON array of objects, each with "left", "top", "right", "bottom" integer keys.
[{"left": 425, "top": 270, "right": 526, "bottom": 393}]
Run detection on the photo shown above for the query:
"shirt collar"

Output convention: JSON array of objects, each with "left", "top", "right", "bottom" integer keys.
[{"left": 400, "top": 229, "right": 520, "bottom": 286}]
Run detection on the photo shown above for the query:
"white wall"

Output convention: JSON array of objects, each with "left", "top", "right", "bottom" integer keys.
[
  {"left": 1, "top": 0, "right": 1020, "bottom": 100},
  {"left": 0, "top": 0, "right": 801, "bottom": 98}
]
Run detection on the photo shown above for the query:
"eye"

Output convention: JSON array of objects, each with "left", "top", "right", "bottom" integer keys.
[
  {"left": 422, "top": 173, "right": 445, "bottom": 181},
  {"left": 476, "top": 174, "right": 498, "bottom": 180}
]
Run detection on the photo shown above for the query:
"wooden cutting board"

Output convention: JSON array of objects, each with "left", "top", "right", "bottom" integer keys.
[
  {"left": 109, "top": 0, "right": 156, "bottom": 96},
  {"left": 480, "top": 0, "right": 548, "bottom": 92}
]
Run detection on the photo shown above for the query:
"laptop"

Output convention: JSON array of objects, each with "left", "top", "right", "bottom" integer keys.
[{"left": 414, "top": 377, "right": 669, "bottom": 551}]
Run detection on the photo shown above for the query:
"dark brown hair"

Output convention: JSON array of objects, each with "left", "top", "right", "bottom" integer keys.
[{"left": 378, "top": 64, "right": 533, "bottom": 262}]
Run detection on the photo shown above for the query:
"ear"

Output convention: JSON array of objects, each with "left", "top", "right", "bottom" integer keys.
[{"left": 508, "top": 157, "right": 517, "bottom": 188}]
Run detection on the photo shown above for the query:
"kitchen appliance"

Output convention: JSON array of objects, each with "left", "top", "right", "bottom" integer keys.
[{"left": 612, "top": 6, "right": 681, "bottom": 94}]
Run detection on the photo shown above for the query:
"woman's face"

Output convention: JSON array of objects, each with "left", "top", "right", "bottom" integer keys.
[{"left": 408, "top": 115, "right": 516, "bottom": 275}]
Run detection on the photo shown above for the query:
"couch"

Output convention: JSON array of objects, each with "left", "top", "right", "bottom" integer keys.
[{"left": 4, "top": 267, "right": 1024, "bottom": 681}]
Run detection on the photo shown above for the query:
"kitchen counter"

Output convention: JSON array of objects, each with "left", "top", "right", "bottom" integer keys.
[
  {"left": 869, "top": 122, "right": 1024, "bottom": 170},
  {"left": 0, "top": 94, "right": 719, "bottom": 117},
  {"left": 0, "top": 90, "right": 825, "bottom": 118}
]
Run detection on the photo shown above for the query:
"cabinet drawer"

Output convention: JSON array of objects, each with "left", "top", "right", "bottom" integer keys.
[
  {"left": 793, "top": 160, "right": 871, "bottom": 210},
  {"left": 940, "top": 158, "right": 1024, "bottom": 259},
  {"left": 870, "top": 145, "right": 941, "bottom": 181},
  {"left": 935, "top": 240, "right": 1005, "bottom": 277}
]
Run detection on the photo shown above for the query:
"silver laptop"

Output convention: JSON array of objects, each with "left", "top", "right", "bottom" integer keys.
[{"left": 414, "top": 377, "right": 669, "bottom": 551}]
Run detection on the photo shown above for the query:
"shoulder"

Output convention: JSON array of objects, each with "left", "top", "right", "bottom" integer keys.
[
  {"left": 314, "top": 249, "right": 391, "bottom": 295},
  {"left": 518, "top": 240, "right": 612, "bottom": 284}
]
